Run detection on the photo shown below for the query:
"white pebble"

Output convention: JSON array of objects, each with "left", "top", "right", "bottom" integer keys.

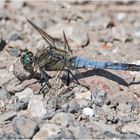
[{"left": 82, "top": 107, "right": 94, "bottom": 117}]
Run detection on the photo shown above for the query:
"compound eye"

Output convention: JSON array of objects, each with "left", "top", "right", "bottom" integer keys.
[
  {"left": 21, "top": 53, "right": 32, "bottom": 65},
  {"left": 28, "top": 51, "right": 33, "bottom": 57}
]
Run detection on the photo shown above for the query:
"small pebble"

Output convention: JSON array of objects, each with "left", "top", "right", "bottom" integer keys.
[
  {"left": 0, "top": 110, "right": 17, "bottom": 122},
  {"left": 7, "top": 47, "right": 20, "bottom": 57},
  {"left": 0, "top": 86, "right": 11, "bottom": 100},
  {"left": 75, "top": 90, "right": 91, "bottom": 100},
  {"left": 50, "top": 112, "right": 77, "bottom": 127},
  {"left": 82, "top": 107, "right": 94, "bottom": 117},
  {"left": 6, "top": 98, "right": 28, "bottom": 111},
  {"left": 92, "top": 89, "right": 108, "bottom": 107},
  {"left": 9, "top": 33, "right": 22, "bottom": 41},
  {"left": 68, "top": 101, "right": 81, "bottom": 113},
  {"left": 12, "top": 116, "right": 39, "bottom": 139}
]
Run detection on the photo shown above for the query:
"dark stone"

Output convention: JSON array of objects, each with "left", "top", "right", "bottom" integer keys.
[{"left": 0, "top": 38, "right": 6, "bottom": 51}]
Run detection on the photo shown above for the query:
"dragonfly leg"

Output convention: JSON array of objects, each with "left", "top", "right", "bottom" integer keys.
[
  {"left": 38, "top": 81, "right": 51, "bottom": 97},
  {"left": 33, "top": 69, "right": 51, "bottom": 95},
  {"left": 66, "top": 69, "right": 89, "bottom": 89},
  {"left": 66, "top": 70, "right": 70, "bottom": 86},
  {"left": 38, "top": 82, "right": 46, "bottom": 94},
  {"left": 33, "top": 69, "right": 51, "bottom": 83},
  {"left": 66, "top": 70, "right": 81, "bottom": 85}
]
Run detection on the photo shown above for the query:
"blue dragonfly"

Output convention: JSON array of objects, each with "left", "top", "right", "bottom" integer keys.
[{"left": 21, "top": 20, "right": 140, "bottom": 91}]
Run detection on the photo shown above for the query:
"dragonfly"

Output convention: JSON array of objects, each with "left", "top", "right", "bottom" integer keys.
[{"left": 21, "top": 19, "right": 140, "bottom": 92}]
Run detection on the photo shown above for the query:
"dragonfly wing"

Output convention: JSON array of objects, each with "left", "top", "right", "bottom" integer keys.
[
  {"left": 63, "top": 31, "right": 72, "bottom": 54},
  {"left": 27, "top": 19, "right": 55, "bottom": 46}
]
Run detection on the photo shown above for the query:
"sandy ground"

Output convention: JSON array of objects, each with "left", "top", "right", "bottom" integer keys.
[{"left": 0, "top": 1, "right": 140, "bottom": 139}]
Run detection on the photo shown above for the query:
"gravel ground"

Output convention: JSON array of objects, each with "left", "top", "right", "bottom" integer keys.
[{"left": 0, "top": 1, "right": 140, "bottom": 139}]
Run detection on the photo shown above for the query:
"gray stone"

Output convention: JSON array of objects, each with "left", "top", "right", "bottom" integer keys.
[
  {"left": 98, "top": 34, "right": 114, "bottom": 43},
  {"left": 9, "top": 32, "right": 22, "bottom": 41},
  {"left": 122, "top": 114, "right": 136, "bottom": 123},
  {"left": 0, "top": 86, "right": 11, "bottom": 100},
  {"left": 92, "top": 106, "right": 100, "bottom": 121},
  {"left": 121, "top": 122, "right": 140, "bottom": 136},
  {"left": 75, "top": 98, "right": 91, "bottom": 108},
  {"left": 7, "top": 47, "right": 20, "bottom": 57},
  {"left": 0, "top": 100, "right": 6, "bottom": 112},
  {"left": 0, "top": 110, "right": 17, "bottom": 122},
  {"left": 27, "top": 95, "right": 47, "bottom": 118},
  {"left": 110, "top": 100, "right": 118, "bottom": 109},
  {"left": 42, "top": 110, "right": 56, "bottom": 120},
  {"left": 61, "top": 103, "right": 69, "bottom": 112},
  {"left": 61, "top": 129, "right": 75, "bottom": 139},
  {"left": 92, "top": 89, "right": 108, "bottom": 107},
  {"left": 12, "top": 116, "right": 39, "bottom": 139},
  {"left": 0, "top": 69, "right": 14, "bottom": 86},
  {"left": 124, "top": 133, "right": 140, "bottom": 139},
  {"left": 2, "top": 77, "right": 35, "bottom": 94},
  {"left": 50, "top": 112, "right": 77, "bottom": 127},
  {"left": 44, "top": 95, "right": 57, "bottom": 110},
  {"left": 0, "top": 133, "right": 24, "bottom": 139},
  {"left": 117, "top": 103, "right": 132, "bottom": 113},
  {"left": 15, "top": 88, "right": 34, "bottom": 100},
  {"left": 33, "top": 123, "right": 61, "bottom": 140},
  {"left": 6, "top": 98, "right": 28, "bottom": 111},
  {"left": 101, "top": 105, "right": 118, "bottom": 123},
  {"left": 67, "top": 126, "right": 93, "bottom": 139},
  {"left": 68, "top": 101, "right": 81, "bottom": 113},
  {"left": 91, "top": 120, "right": 123, "bottom": 138},
  {"left": 73, "top": 85, "right": 88, "bottom": 94}
]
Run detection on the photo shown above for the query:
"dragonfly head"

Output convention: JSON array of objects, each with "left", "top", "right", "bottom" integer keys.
[{"left": 21, "top": 50, "right": 34, "bottom": 68}]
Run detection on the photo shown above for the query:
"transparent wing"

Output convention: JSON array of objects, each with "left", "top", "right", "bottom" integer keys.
[
  {"left": 27, "top": 19, "right": 55, "bottom": 46},
  {"left": 63, "top": 31, "right": 72, "bottom": 54}
]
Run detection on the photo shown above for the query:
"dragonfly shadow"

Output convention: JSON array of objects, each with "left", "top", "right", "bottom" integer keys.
[
  {"left": 128, "top": 81, "right": 140, "bottom": 86},
  {"left": 74, "top": 69, "right": 129, "bottom": 86}
]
